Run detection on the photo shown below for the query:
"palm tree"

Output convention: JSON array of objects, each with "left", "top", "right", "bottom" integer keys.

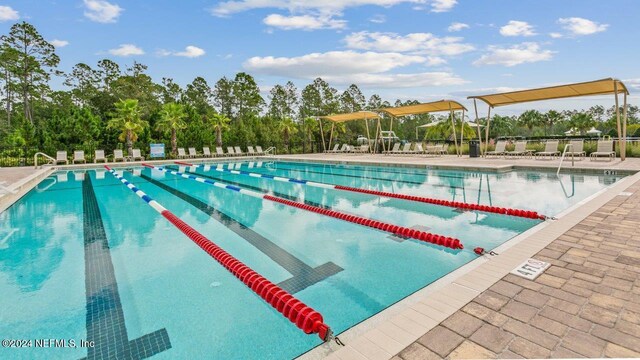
[
  {"left": 544, "top": 110, "right": 564, "bottom": 135},
  {"left": 278, "top": 117, "right": 299, "bottom": 151},
  {"left": 107, "top": 99, "right": 148, "bottom": 154},
  {"left": 302, "top": 117, "right": 318, "bottom": 142},
  {"left": 568, "top": 112, "right": 596, "bottom": 135},
  {"left": 519, "top": 110, "right": 543, "bottom": 133},
  {"left": 208, "top": 112, "right": 231, "bottom": 147},
  {"left": 155, "top": 102, "right": 187, "bottom": 155}
]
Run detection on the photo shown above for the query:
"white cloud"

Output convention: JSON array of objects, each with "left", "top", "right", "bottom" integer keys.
[
  {"left": 157, "top": 46, "right": 206, "bottom": 58},
  {"left": 108, "top": 44, "right": 144, "bottom": 57},
  {"left": 83, "top": 0, "right": 123, "bottom": 23},
  {"left": 369, "top": 14, "right": 386, "bottom": 23},
  {"left": 430, "top": 0, "right": 457, "bottom": 13},
  {"left": 263, "top": 14, "right": 346, "bottom": 30},
  {"left": 500, "top": 20, "right": 536, "bottom": 37},
  {"left": 243, "top": 50, "right": 465, "bottom": 88},
  {"left": 424, "top": 56, "right": 447, "bottom": 66},
  {"left": 473, "top": 42, "right": 554, "bottom": 67},
  {"left": 558, "top": 17, "right": 608, "bottom": 36},
  {"left": 344, "top": 31, "right": 475, "bottom": 56},
  {"left": 625, "top": 79, "right": 640, "bottom": 90},
  {"left": 448, "top": 22, "right": 469, "bottom": 32},
  {"left": 175, "top": 46, "right": 206, "bottom": 58},
  {"left": 0, "top": 5, "right": 19, "bottom": 21},
  {"left": 549, "top": 32, "right": 563, "bottom": 38},
  {"left": 49, "top": 39, "right": 69, "bottom": 48}
]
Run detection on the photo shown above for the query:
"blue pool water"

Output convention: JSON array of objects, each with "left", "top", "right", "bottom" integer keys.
[{"left": 0, "top": 160, "right": 623, "bottom": 359}]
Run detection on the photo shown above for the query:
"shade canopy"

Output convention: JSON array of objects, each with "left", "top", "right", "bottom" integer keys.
[
  {"left": 417, "top": 121, "right": 443, "bottom": 128},
  {"left": 469, "top": 78, "right": 629, "bottom": 108},
  {"left": 321, "top": 111, "right": 380, "bottom": 123},
  {"left": 379, "top": 100, "right": 467, "bottom": 117}
]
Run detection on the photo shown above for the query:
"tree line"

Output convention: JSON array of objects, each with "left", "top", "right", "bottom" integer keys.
[{"left": 1, "top": 21, "right": 638, "bottom": 159}]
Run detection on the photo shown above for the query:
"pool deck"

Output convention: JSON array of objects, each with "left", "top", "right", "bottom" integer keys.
[{"left": 2, "top": 154, "right": 640, "bottom": 359}]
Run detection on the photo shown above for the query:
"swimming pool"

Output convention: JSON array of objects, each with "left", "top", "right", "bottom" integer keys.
[{"left": 0, "top": 160, "right": 623, "bottom": 359}]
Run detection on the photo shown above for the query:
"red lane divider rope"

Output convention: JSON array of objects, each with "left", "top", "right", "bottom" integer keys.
[
  {"left": 263, "top": 195, "right": 463, "bottom": 250},
  {"left": 334, "top": 185, "right": 546, "bottom": 220}
]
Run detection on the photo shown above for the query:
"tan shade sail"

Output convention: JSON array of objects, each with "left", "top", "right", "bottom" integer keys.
[
  {"left": 469, "top": 78, "right": 629, "bottom": 108},
  {"left": 321, "top": 111, "right": 381, "bottom": 123},
  {"left": 380, "top": 100, "right": 467, "bottom": 117}
]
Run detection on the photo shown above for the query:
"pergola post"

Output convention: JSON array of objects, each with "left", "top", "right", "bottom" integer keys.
[
  {"left": 484, "top": 107, "right": 492, "bottom": 155},
  {"left": 318, "top": 117, "right": 326, "bottom": 152},
  {"left": 449, "top": 103, "right": 459, "bottom": 156},
  {"left": 473, "top": 99, "right": 483, "bottom": 156},
  {"left": 374, "top": 118, "right": 381, "bottom": 153},
  {"left": 614, "top": 82, "right": 623, "bottom": 160},
  {"left": 459, "top": 109, "right": 465, "bottom": 157},
  {"left": 623, "top": 91, "right": 628, "bottom": 161},
  {"left": 364, "top": 116, "right": 372, "bottom": 153},
  {"left": 328, "top": 123, "right": 335, "bottom": 152}
]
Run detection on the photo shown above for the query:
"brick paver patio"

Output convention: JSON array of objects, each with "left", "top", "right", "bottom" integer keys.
[{"left": 395, "top": 181, "right": 640, "bottom": 359}]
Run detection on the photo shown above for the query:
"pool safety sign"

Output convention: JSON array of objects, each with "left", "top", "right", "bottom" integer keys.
[
  {"left": 510, "top": 258, "right": 550, "bottom": 280},
  {"left": 150, "top": 143, "right": 165, "bottom": 158}
]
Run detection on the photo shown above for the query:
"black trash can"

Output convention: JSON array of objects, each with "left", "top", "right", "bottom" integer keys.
[{"left": 469, "top": 140, "right": 480, "bottom": 158}]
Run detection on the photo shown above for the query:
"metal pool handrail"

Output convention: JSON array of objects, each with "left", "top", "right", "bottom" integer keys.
[
  {"left": 557, "top": 144, "right": 575, "bottom": 176},
  {"left": 34, "top": 152, "right": 55, "bottom": 169}
]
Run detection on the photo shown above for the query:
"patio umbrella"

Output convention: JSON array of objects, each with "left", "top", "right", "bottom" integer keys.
[{"left": 586, "top": 127, "right": 602, "bottom": 135}]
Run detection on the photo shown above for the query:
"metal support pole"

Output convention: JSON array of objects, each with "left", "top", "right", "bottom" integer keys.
[
  {"left": 484, "top": 107, "right": 492, "bottom": 155},
  {"left": 614, "top": 83, "right": 623, "bottom": 161},
  {"left": 318, "top": 117, "right": 326, "bottom": 152},
  {"left": 473, "top": 99, "right": 483, "bottom": 156},
  {"left": 460, "top": 109, "right": 465, "bottom": 156},
  {"left": 622, "top": 91, "right": 628, "bottom": 161},
  {"left": 449, "top": 103, "right": 459, "bottom": 156},
  {"left": 328, "top": 123, "right": 335, "bottom": 152}
]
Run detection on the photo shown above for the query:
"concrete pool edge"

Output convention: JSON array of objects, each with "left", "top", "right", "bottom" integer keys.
[
  {"left": 298, "top": 170, "right": 640, "bottom": 360},
  {"left": 0, "top": 167, "right": 55, "bottom": 213}
]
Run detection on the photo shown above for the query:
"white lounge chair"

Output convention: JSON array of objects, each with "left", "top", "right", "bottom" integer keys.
[
  {"left": 215, "top": 147, "right": 226, "bottom": 157},
  {"left": 383, "top": 143, "right": 400, "bottom": 155},
  {"left": 325, "top": 144, "right": 340, "bottom": 153},
  {"left": 247, "top": 146, "right": 256, "bottom": 155},
  {"left": 234, "top": 146, "right": 245, "bottom": 156},
  {"left": 112, "top": 149, "right": 124, "bottom": 162},
  {"left": 94, "top": 150, "right": 107, "bottom": 163},
  {"left": 188, "top": 147, "right": 198, "bottom": 158},
  {"left": 227, "top": 146, "right": 236, "bottom": 156},
  {"left": 590, "top": 140, "right": 616, "bottom": 161},
  {"left": 485, "top": 141, "right": 506, "bottom": 158},
  {"left": 352, "top": 144, "right": 369, "bottom": 154},
  {"left": 398, "top": 143, "right": 412, "bottom": 155},
  {"left": 177, "top": 148, "right": 188, "bottom": 159},
  {"left": 535, "top": 140, "right": 560, "bottom": 159},
  {"left": 413, "top": 143, "right": 425, "bottom": 154},
  {"left": 55, "top": 151, "right": 68, "bottom": 165},
  {"left": 566, "top": 140, "right": 586, "bottom": 159},
  {"left": 505, "top": 141, "right": 534, "bottom": 158},
  {"left": 255, "top": 146, "right": 266, "bottom": 155},
  {"left": 131, "top": 149, "right": 144, "bottom": 161},
  {"left": 203, "top": 147, "right": 212, "bottom": 157},
  {"left": 73, "top": 150, "right": 86, "bottom": 164},
  {"left": 426, "top": 143, "right": 447, "bottom": 156}
]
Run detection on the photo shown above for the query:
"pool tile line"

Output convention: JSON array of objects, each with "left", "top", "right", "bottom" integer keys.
[
  {"left": 140, "top": 173, "right": 343, "bottom": 294},
  {"left": 82, "top": 176, "right": 171, "bottom": 360}
]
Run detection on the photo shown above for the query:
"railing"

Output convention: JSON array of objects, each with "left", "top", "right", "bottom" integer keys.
[
  {"left": 34, "top": 152, "right": 56, "bottom": 169},
  {"left": 263, "top": 147, "right": 277, "bottom": 155},
  {"left": 556, "top": 144, "right": 575, "bottom": 176}
]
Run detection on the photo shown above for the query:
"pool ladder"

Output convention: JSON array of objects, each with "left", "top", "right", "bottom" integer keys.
[
  {"left": 34, "top": 152, "right": 56, "bottom": 169},
  {"left": 556, "top": 144, "right": 575, "bottom": 176}
]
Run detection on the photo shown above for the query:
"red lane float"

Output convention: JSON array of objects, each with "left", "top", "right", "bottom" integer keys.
[
  {"left": 334, "top": 185, "right": 546, "bottom": 220},
  {"left": 263, "top": 195, "right": 463, "bottom": 250},
  {"left": 105, "top": 166, "right": 332, "bottom": 341}
]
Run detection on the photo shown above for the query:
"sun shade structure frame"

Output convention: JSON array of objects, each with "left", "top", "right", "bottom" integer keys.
[
  {"left": 377, "top": 100, "right": 471, "bottom": 156},
  {"left": 468, "top": 78, "right": 630, "bottom": 160},
  {"left": 320, "top": 111, "right": 381, "bottom": 153}
]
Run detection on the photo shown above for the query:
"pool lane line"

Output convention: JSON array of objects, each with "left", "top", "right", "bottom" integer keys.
[
  {"left": 274, "top": 160, "right": 468, "bottom": 179},
  {"left": 139, "top": 173, "right": 343, "bottom": 294},
  {"left": 82, "top": 175, "right": 171, "bottom": 360},
  {"left": 175, "top": 161, "right": 548, "bottom": 221},
  {"left": 148, "top": 163, "right": 463, "bottom": 250},
  {"left": 104, "top": 166, "right": 334, "bottom": 342}
]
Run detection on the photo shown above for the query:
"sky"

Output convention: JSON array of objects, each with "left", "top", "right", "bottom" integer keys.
[{"left": 0, "top": 0, "right": 638, "bottom": 115}]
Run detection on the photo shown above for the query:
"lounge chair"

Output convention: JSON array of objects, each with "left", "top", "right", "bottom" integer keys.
[
  {"left": 426, "top": 144, "right": 446, "bottom": 156},
  {"left": 383, "top": 143, "right": 400, "bottom": 155},
  {"left": 398, "top": 143, "right": 412, "bottom": 155},
  {"left": 566, "top": 140, "right": 586, "bottom": 159},
  {"left": 55, "top": 151, "right": 68, "bottom": 165},
  {"left": 325, "top": 144, "right": 340, "bottom": 153},
  {"left": 485, "top": 141, "right": 506, "bottom": 158},
  {"left": 247, "top": 146, "right": 256, "bottom": 156},
  {"left": 413, "top": 143, "right": 425, "bottom": 154},
  {"left": 188, "top": 147, "right": 198, "bottom": 158},
  {"left": 333, "top": 144, "right": 348, "bottom": 154},
  {"left": 215, "top": 147, "right": 226, "bottom": 157},
  {"left": 255, "top": 146, "right": 266, "bottom": 155},
  {"left": 112, "top": 149, "right": 124, "bottom": 162},
  {"left": 131, "top": 149, "right": 144, "bottom": 161},
  {"left": 72, "top": 150, "right": 86, "bottom": 164},
  {"left": 234, "top": 146, "right": 245, "bottom": 156},
  {"left": 535, "top": 140, "right": 560, "bottom": 159},
  {"left": 227, "top": 146, "right": 236, "bottom": 156},
  {"left": 505, "top": 141, "right": 534, "bottom": 158},
  {"left": 203, "top": 147, "right": 212, "bottom": 157},
  {"left": 352, "top": 144, "right": 369, "bottom": 154},
  {"left": 94, "top": 150, "right": 107, "bottom": 163},
  {"left": 177, "top": 148, "right": 188, "bottom": 159},
  {"left": 590, "top": 140, "right": 616, "bottom": 161}
]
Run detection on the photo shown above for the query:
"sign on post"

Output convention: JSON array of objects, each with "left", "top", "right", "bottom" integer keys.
[
  {"left": 150, "top": 144, "right": 165, "bottom": 158},
  {"left": 510, "top": 258, "right": 550, "bottom": 280}
]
